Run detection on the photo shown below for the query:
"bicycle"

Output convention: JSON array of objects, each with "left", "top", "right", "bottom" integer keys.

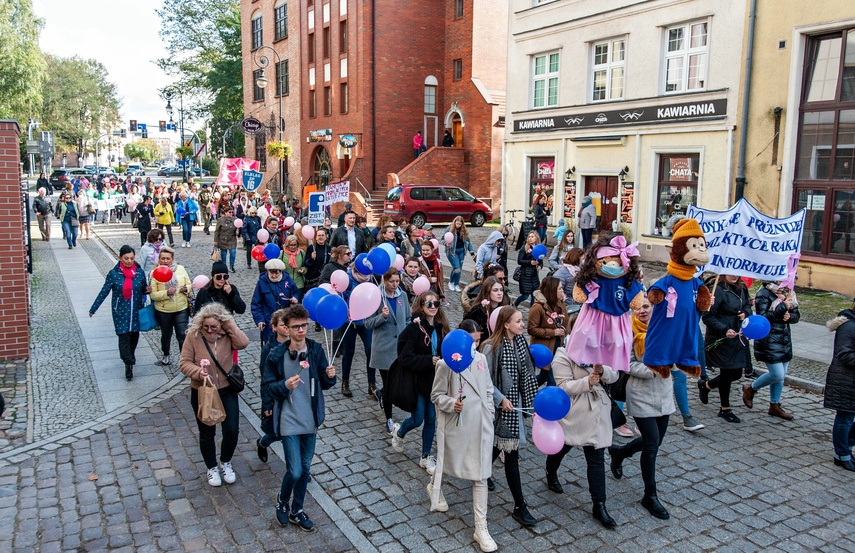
[{"left": 505, "top": 209, "right": 524, "bottom": 248}]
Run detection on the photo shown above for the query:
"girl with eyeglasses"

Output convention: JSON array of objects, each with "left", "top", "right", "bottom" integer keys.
[
  {"left": 318, "top": 245, "right": 351, "bottom": 284},
  {"left": 390, "top": 292, "right": 449, "bottom": 477},
  {"left": 195, "top": 261, "right": 247, "bottom": 315}
]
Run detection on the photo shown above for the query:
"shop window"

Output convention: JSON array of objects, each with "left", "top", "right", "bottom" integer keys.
[
  {"left": 654, "top": 154, "right": 699, "bottom": 235},
  {"left": 529, "top": 157, "right": 555, "bottom": 211}
]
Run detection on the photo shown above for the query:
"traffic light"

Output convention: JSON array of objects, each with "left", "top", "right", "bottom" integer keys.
[
  {"left": 130, "top": 120, "right": 137, "bottom": 132},
  {"left": 142, "top": 129, "right": 148, "bottom": 139},
  {"left": 159, "top": 121, "right": 166, "bottom": 132}
]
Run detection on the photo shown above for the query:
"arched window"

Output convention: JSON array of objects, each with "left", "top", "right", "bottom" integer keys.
[
  {"left": 424, "top": 75, "right": 438, "bottom": 114},
  {"left": 251, "top": 11, "right": 263, "bottom": 50},
  {"left": 313, "top": 147, "right": 331, "bottom": 187}
]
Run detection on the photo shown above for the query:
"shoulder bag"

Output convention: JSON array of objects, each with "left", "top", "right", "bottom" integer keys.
[
  {"left": 202, "top": 339, "right": 245, "bottom": 393},
  {"left": 138, "top": 296, "right": 157, "bottom": 332},
  {"left": 386, "top": 360, "right": 418, "bottom": 413}
]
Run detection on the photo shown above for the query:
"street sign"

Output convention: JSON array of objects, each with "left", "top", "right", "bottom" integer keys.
[
  {"left": 138, "top": 123, "right": 147, "bottom": 132},
  {"left": 308, "top": 192, "right": 325, "bottom": 226},
  {"left": 242, "top": 169, "right": 264, "bottom": 191},
  {"left": 26, "top": 140, "right": 39, "bottom": 154},
  {"left": 195, "top": 144, "right": 206, "bottom": 157},
  {"left": 241, "top": 117, "right": 263, "bottom": 134}
]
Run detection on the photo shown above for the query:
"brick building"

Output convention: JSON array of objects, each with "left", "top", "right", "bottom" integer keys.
[{"left": 241, "top": 0, "right": 507, "bottom": 215}]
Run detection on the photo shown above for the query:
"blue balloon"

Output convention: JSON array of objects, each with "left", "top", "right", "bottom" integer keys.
[
  {"left": 529, "top": 344, "right": 553, "bottom": 368},
  {"left": 532, "top": 244, "right": 548, "bottom": 260},
  {"left": 263, "top": 243, "right": 281, "bottom": 261},
  {"left": 379, "top": 242, "right": 397, "bottom": 265},
  {"left": 315, "top": 294, "right": 348, "bottom": 329},
  {"left": 354, "top": 253, "right": 373, "bottom": 275},
  {"left": 533, "top": 386, "right": 571, "bottom": 421},
  {"left": 302, "top": 287, "right": 330, "bottom": 321},
  {"left": 441, "top": 329, "right": 476, "bottom": 373},
  {"left": 742, "top": 314, "right": 771, "bottom": 340},
  {"left": 367, "top": 247, "right": 391, "bottom": 275}
]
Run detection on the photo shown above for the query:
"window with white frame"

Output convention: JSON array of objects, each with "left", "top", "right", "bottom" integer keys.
[
  {"left": 532, "top": 51, "right": 559, "bottom": 108},
  {"left": 251, "top": 12, "right": 263, "bottom": 50},
  {"left": 664, "top": 21, "right": 708, "bottom": 93},
  {"left": 591, "top": 38, "right": 625, "bottom": 102}
]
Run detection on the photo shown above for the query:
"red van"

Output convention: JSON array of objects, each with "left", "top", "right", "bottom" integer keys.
[{"left": 384, "top": 184, "right": 493, "bottom": 228}]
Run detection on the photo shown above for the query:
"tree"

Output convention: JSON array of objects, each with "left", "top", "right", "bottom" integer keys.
[
  {"left": 124, "top": 139, "right": 161, "bottom": 163},
  {"left": 0, "top": 0, "right": 47, "bottom": 124},
  {"left": 40, "top": 55, "right": 122, "bottom": 155}
]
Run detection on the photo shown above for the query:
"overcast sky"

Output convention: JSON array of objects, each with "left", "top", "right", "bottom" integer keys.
[{"left": 32, "top": 0, "right": 197, "bottom": 132}]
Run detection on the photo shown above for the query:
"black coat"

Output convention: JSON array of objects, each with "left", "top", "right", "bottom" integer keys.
[
  {"left": 516, "top": 246, "right": 541, "bottom": 295},
  {"left": 825, "top": 310, "right": 855, "bottom": 412},
  {"left": 319, "top": 260, "right": 348, "bottom": 284},
  {"left": 194, "top": 284, "right": 246, "bottom": 314},
  {"left": 397, "top": 320, "right": 444, "bottom": 396},
  {"left": 136, "top": 204, "right": 155, "bottom": 234},
  {"left": 702, "top": 281, "right": 751, "bottom": 369},
  {"left": 753, "top": 287, "right": 800, "bottom": 363},
  {"left": 463, "top": 305, "right": 489, "bottom": 343},
  {"left": 304, "top": 244, "right": 332, "bottom": 285}
]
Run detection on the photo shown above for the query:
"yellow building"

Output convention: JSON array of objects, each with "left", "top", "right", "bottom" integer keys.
[{"left": 738, "top": 1, "right": 855, "bottom": 295}]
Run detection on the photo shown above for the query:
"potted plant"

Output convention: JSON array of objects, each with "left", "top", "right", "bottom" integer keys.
[{"left": 267, "top": 141, "right": 292, "bottom": 160}]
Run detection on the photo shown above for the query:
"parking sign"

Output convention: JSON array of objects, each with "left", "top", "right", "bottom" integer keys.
[{"left": 308, "top": 192, "right": 325, "bottom": 226}]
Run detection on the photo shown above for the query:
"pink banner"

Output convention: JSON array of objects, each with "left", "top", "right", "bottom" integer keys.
[{"left": 214, "top": 158, "right": 261, "bottom": 188}]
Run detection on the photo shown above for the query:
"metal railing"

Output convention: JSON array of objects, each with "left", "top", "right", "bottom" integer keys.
[{"left": 355, "top": 177, "right": 371, "bottom": 201}]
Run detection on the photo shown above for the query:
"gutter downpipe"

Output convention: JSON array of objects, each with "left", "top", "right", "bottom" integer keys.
[{"left": 735, "top": 0, "right": 758, "bottom": 202}]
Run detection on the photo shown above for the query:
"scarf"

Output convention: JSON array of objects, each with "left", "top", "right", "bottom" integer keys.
[
  {"left": 161, "top": 263, "right": 179, "bottom": 298},
  {"left": 666, "top": 259, "right": 696, "bottom": 280},
  {"left": 494, "top": 335, "right": 538, "bottom": 452},
  {"left": 120, "top": 264, "right": 136, "bottom": 300},
  {"left": 631, "top": 315, "right": 648, "bottom": 359},
  {"left": 284, "top": 248, "right": 300, "bottom": 269},
  {"left": 149, "top": 242, "right": 162, "bottom": 265}
]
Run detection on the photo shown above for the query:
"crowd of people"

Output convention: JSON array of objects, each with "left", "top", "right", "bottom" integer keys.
[{"left": 76, "top": 182, "right": 854, "bottom": 551}]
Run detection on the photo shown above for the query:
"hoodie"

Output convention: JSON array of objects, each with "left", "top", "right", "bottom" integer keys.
[{"left": 475, "top": 231, "right": 504, "bottom": 278}]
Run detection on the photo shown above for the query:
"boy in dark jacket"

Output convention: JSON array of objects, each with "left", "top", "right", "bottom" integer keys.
[{"left": 261, "top": 305, "right": 336, "bottom": 532}]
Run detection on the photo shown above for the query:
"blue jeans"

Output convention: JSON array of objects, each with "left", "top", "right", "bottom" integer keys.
[
  {"left": 279, "top": 433, "right": 317, "bottom": 513},
  {"left": 181, "top": 218, "right": 193, "bottom": 242},
  {"left": 61, "top": 220, "right": 78, "bottom": 247},
  {"left": 341, "top": 324, "right": 372, "bottom": 382},
  {"left": 536, "top": 225, "right": 547, "bottom": 243},
  {"left": 832, "top": 411, "right": 855, "bottom": 461},
  {"left": 220, "top": 248, "right": 236, "bottom": 267},
  {"left": 672, "top": 368, "right": 690, "bottom": 416},
  {"left": 581, "top": 228, "right": 594, "bottom": 247},
  {"left": 752, "top": 361, "right": 788, "bottom": 404},
  {"left": 398, "top": 393, "right": 436, "bottom": 458},
  {"left": 447, "top": 250, "right": 466, "bottom": 287}
]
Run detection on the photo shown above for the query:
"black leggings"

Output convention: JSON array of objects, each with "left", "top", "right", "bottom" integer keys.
[
  {"left": 379, "top": 370, "right": 393, "bottom": 420},
  {"left": 617, "top": 415, "right": 669, "bottom": 494},
  {"left": 492, "top": 447, "right": 524, "bottom": 508},
  {"left": 546, "top": 445, "right": 606, "bottom": 503},
  {"left": 708, "top": 367, "right": 743, "bottom": 408},
  {"left": 190, "top": 387, "right": 239, "bottom": 469},
  {"left": 154, "top": 308, "right": 189, "bottom": 356}
]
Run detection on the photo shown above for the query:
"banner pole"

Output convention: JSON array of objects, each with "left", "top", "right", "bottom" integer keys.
[{"left": 710, "top": 274, "right": 720, "bottom": 297}]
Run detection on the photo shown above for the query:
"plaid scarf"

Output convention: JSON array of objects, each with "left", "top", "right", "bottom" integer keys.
[{"left": 494, "top": 335, "right": 538, "bottom": 452}]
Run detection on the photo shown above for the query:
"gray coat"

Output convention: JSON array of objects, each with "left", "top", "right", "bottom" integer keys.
[
  {"left": 625, "top": 356, "right": 675, "bottom": 419},
  {"left": 552, "top": 348, "right": 617, "bottom": 448},
  {"left": 364, "top": 286, "right": 411, "bottom": 370},
  {"left": 579, "top": 203, "right": 597, "bottom": 229}
]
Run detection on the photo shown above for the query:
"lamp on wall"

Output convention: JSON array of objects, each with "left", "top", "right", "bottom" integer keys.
[
  {"left": 618, "top": 165, "right": 630, "bottom": 181},
  {"left": 564, "top": 166, "right": 575, "bottom": 180}
]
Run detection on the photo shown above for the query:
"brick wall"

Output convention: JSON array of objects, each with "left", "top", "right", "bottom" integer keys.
[
  {"left": 0, "top": 120, "right": 30, "bottom": 360},
  {"left": 392, "top": 147, "right": 470, "bottom": 189}
]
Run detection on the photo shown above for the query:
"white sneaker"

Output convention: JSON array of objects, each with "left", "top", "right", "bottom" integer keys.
[
  {"left": 391, "top": 423, "right": 403, "bottom": 452},
  {"left": 474, "top": 521, "right": 498, "bottom": 552},
  {"left": 426, "top": 482, "right": 448, "bottom": 512},
  {"left": 220, "top": 461, "right": 236, "bottom": 484},
  {"left": 207, "top": 467, "right": 222, "bottom": 487},
  {"left": 420, "top": 455, "right": 437, "bottom": 475}
]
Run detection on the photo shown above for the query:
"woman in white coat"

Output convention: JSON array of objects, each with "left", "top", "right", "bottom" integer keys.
[
  {"left": 430, "top": 319, "right": 496, "bottom": 552},
  {"left": 547, "top": 346, "right": 619, "bottom": 529}
]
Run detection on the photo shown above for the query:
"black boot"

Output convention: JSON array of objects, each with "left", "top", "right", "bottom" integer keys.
[
  {"left": 125, "top": 365, "right": 133, "bottom": 381},
  {"left": 608, "top": 446, "right": 624, "bottom": 479},
  {"left": 592, "top": 502, "right": 617, "bottom": 529},
  {"left": 486, "top": 477, "right": 495, "bottom": 492},
  {"left": 546, "top": 470, "right": 563, "bottom": 494},
  {"left": 512, "top": 503, "right": 537, "bottom": 527},
  {"left": 641, "top": 492, "right": 670, "bottom": 520}
]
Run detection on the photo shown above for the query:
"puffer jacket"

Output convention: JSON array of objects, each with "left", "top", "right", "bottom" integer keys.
[
  {"left": 702, "top": 280, "right": 751, "bottom": 369},
  {"left": 824, "top": 309, "right": 855, "bottom": 412},
  {"left": 753, "top": 286, "right": 800, "bottom": 363}
]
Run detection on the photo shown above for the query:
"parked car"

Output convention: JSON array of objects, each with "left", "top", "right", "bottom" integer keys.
[
  {"left": 126, "top": 163, "right": 146, "bottom": 177},
  {"left": 190, "top": 167, "right": 210, "bottom": 177},
  {"left": 384, "top": 184, "right": 492, "bottom": 228},
  {"left": 48, "top": 168, "right": 95, "bottom": 191},
  {"left": 93, "top": 167, "right": 118, "bottom": 180},
  {"left": 157, "top": 166, "right": 185, "bottom": 177}
]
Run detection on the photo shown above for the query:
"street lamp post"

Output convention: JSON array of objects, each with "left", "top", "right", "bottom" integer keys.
[
  {"left": 165, "top": 90, "right": 187, "bottom": 183},
  {"left": 252, "top": 45, "right": 285, "bottom": 195}
]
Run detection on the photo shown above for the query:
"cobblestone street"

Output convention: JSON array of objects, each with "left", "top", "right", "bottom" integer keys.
[{"left": 1, "top": 218, "right": 854, "bottom": 552}]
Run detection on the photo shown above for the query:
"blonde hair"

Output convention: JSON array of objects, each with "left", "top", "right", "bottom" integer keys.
[{"left": 187, "top": 303, "right": 235, "bottom": 336}]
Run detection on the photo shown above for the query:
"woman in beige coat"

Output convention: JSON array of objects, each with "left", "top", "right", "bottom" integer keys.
[
  {"left": 546, "top": 346, "right": 619, "bottom": 528},
  {"left": 430, "top": 319, "right": 497, "bottom": 552}
]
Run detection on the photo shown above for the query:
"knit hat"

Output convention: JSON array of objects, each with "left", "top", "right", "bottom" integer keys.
[
  {"left": 671, "top": 218, "right": 704, "bottom": 241},
  {"left": 264, "top": 258, "right": 286, "bottom": 271},
  {"left": 211, "top": 261, "right": 229, "bottom": 275}
]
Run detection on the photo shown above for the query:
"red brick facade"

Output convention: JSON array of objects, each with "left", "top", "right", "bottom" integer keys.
[{"left": 0, "top": 121, "right": 30, "bottom": 360}]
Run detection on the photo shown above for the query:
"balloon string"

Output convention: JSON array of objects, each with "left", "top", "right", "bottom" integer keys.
[
  {"left": 513, "top": 407, "right": 535, "bottom": 413},
  {"left": 331, "top": 321, "right": 352, "bottom": 359}
]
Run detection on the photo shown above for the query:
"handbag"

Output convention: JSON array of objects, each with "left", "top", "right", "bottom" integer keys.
[
  {"left": 70, "top": 216, "right": 80, "bottom": 227},
  {"left": 607, "top": 371, "right": 631, "bottom": 403},
  {"left": 87, "top": 203, "right": 96, "bottom": 215},
  {"left": 386, "top": 360, "right": 418, "bottom": 412},
  {"left": 138, "top": 296, "right": 156, "bottom": 332},
  {"left": 203, "top": 339, "right": 245, "bottom": 393},
  {"left": 197, "top": 375, "right": 227, "bottom": 426},
  {"left": 210, "top": 247, "right": 221, "bottom": 262},
  {"left": 610, "top": 398, "right": 627, "bottom": 430},
  {"left": 513, "top": 265, "right": 522, "bottom": 282}
]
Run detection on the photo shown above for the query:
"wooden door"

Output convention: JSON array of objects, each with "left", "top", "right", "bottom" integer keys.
[
  {"left": 586, "top": 176, "right": 620, "bottom": 232},
  {"left": 452, "top": 116, "right": 463, "bottom": 148}
]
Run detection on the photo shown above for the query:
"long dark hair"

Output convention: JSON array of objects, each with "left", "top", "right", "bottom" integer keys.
[
  {"left": 474, "top": 276, "right": 509, "bottom": 310},
  {"left": 576, "top": 232, "right": 642, "bottom": 289},
  {"left": 411, "top": 291, "right": 450, "bottom": 336},
  {"left": 538, "top": 276, "right": 562, "bottom": 310}
]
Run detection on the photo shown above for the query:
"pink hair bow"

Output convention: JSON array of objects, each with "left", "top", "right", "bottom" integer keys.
[{"left": 596, "top": 236, "right": 639, "bottom": 271}]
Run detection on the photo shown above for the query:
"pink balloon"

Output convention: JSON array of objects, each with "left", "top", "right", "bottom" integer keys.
[
  {"left": 293, "top": 222, "right": 302, "bottom": 231},
  {"left": 349, "top": 282, "right": 382, "bottom": 320},
  {"left": 233, "top": 218, "right": 243, "bottom": 228},
  {"left": 488, "top": 307, "right": 505, "bottom": 333},
  {"left": 532, "top": 415, "right": 565, "bottom": 455},
  {"left": 302, "top": 225, "right": 315, "bottom": 240},
  {"left": 257, "top": 229, "right": 269, "bottom": 243},
  {"left": 319, "top": 283, "right": 337, "bottom": 295},
  {"left": 430, "top": 238, "right": 440, "bottom": 251},
  {"left": 192, "top": 275, "right": 210, "bottom": 290},
  {"left": 444, "top": 232, "right": 454, "bottom": 245},
  {"left": 331, "top": 269, "right": 350, "bottom": 293},
  {"left": 393, "top": 254, "right": 405, "bottom": 270},
  {"left": 413, "top": 275, "right": 431, "bottom": 295},
  {"left": 284, "top": 216, "right": 295, "bottom": 228}
]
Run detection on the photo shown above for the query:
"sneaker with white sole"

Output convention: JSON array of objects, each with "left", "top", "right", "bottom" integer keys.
[
  {"left": 682, "top": 415, "right": 705, "bottom": 432},
  {"left": 220, "top": 461, "right": 236, "bottom": 484},
  {"left": 391, "top": 423, "right": 403, "bottom": 452},
  {"left": 207, "top": 467, "right": 222, "bottom": 487},
  {"left": 426, "top": 482, "right": 449, "bottom": 512},
  {"left": 474, "top": 520, "right": 498, "bottom": 552},
  {"left": 385, "top": 418, "right": 395, "bottom": 435},
  {"left": 614, "top": 424, "right": 634, "bottom": 438},
  {"left": 420, "top": 455, "right": 437, "bottom": 475}
]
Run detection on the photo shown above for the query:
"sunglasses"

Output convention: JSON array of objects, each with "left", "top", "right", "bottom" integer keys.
[
  {"left": 214, "top": 274, "right": 229, "bottom": 281},
  {"left": 496, "top": 277, "right": 507, "bottom": 282},
  {"left": 424, "top": 301, "right": 440, "bottom": 308}
]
